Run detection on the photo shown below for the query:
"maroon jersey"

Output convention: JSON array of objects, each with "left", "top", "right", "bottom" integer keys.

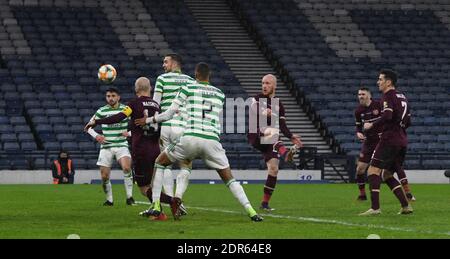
[
  {"left": 247, "top": 94, "right": 292, "bottom": 145},
  {"left": 94, "top": 96, "right": 161, "bottom": 187},
  {"left": 125, "top": 96, "right": 160, "bottom": 145},
  {"left": 373, "top": 89, "right": 410, "bottom": 147},
  {"left": 95, "top": 96, "right": 160, "bottom": 145},
  {"left": 354, "top": 100, "right": 382, "bottom": 143}
]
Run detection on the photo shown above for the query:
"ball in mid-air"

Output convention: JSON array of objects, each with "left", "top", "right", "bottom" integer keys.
[{"left": 98, "top": 64, "right": 117, "bottom": 83}]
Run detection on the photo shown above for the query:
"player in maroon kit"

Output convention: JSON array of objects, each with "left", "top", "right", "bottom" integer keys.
[
  {"left": 360, "top": 69, "right": 413, "bottom": 216},
  {"left": 247, "top": 74, "right": 302, "bottom": 211},
  {"left": 354, "top": 87, "right": 382, "bottom": 200},
  {"left": 355, "top": 88, "right": 415, "bottom": 202},
  {"left": 84, "top": 77, "right": 175, "bottom": 220}
]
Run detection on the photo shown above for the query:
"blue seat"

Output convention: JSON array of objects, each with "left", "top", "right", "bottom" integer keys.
[
  {"left": 36, "top": 124, "right": 53, "bottom": 133},
  {"left": 49, "top": 116, "right": 66, "bottom": 125},
  {"left": 10, "top": 158, "right": 30, "bottom": 170},
  {"left": 66, "top": 117, "right": 82, "bottom": 125},
  {"left": 18, "top": 133, "right": 34, "bottom": 141},
  {"left": 44, "top": 142, "right": 61, "bottom": 151},
  {"left": 3, "top": 142, "right": 20, "bottom": 150},
  {"left": 10, "top": 116, "right": 27, "bottom": 125},
  {"left": 21, "top": 141, "right": 37, "bottom": 151},
  {"left": 60, "top": 142, "right": 78, "bottom": 151},
  {"left": 0, "top": 125, "right": 10, "bottom": 133},
  {"left": 62, "top": 108, "right": 79, "bottom": 117},
  {"left": 56, "top": 134, "right": 74, "bottom": 142},
  {"left": 79, "top": 142, "right": 95, "bottom": 151},
  {"left": 46, "top": 109, "right": 61, "bottom": 117},
  {"left": 13, "top": 125, "right": 30, "bottom": 133},
  {"left": 34, "top": 158, "right": 48, "bottom": 169},
  {"left": 0, "top": 116, "right": 9, "bottom": 124},
  {"left": 0, "top": 159, "right": 10, "bottom": 170},
  {"left": 1, "top": 133, "right": 17, "bottom": 142}
]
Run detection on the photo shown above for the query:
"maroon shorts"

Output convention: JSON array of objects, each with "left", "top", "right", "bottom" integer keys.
[
  {"left": 251, "top": 139, "right": 279, "bottom": 162},
  {"left": 370, "top": 141, "right": 407, "bottom": 172},
  {"left": 358, "top": 140, "right": 378, "bottom": 164},
  {"left": 132, "top": 140, "right": 160, "bottom": 187}
]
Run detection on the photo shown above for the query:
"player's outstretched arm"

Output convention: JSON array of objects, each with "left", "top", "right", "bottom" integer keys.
[
  {"left": 145, "top": 101, "right": 180, "bottom": 124},
  {"left": 96, "top": 112, "right": 128, "bottom": 125},
  {"left": 86, "top": 128, "right": 107, "bottom": 144}
]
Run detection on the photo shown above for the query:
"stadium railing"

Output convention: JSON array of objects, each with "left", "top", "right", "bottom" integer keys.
[{"left": 1, "top": 151, "right": 447, "bottom": 182}]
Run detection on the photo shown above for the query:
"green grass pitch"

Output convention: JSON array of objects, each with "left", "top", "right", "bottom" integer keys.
[{"left": 0, "top": 183, "right": 449, "bottom": 239}]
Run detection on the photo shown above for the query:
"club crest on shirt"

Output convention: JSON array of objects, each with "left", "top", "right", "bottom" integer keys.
[
  {"left": 373, "top": 109, "right": 379, "bottom": 116},
  {"left": 383, "top": 101, "right": 388, "bottom": 109}
]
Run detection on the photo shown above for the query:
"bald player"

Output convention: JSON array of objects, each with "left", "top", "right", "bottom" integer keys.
[
  {"left": 247, "top": 74, "right": 302, "bottom": 211},
  {"left": 85, "top": 77, "right": 175, "bottom": 220}
]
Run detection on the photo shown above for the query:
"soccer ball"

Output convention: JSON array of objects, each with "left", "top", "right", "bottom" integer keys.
[{"left": 98, "top": 64, "right": 117, "bottom": 83}]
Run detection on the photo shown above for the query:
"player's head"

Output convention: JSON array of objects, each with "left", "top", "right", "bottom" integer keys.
[
  {"left": 378, "top": 69, "right": 397, "bottom": 93},
  {"left": 105, "top": 87, "right": 120, "bottom": 107},
  {"left": 358, "top": 87, "right": 371, "bottom": 106},
  {"left": 163, "top": 53, "right": 182, "bottom": 73},
  {"left": 135, "top": 77, "right": 152, "bottom": 96},
  {"left": 261, "top": 74, "right": 277, "bottom": 97},
  {"left": 59, "top": 150, "right": 69, "bottom": 160},
  {"left": 195, "top": 62, "right": 210, "bottom": 81}
]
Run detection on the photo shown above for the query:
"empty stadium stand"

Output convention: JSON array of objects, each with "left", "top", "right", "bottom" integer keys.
[
  {"left": 1, "top": 0, "right": 449, "bottom": 175},
  {"left": 231, "top": 0, "right": 450, "bottom": 170}
]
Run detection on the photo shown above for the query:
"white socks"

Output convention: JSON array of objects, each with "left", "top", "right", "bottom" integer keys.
[
  {"left": 123, "top": 170, "right": 133, "bottom": 199},
  {"left": 152, "top": 164, "right": 165, "bottom": 202},
  {"left": 175, "top": 168, "right": 190, "bottom": 199},
  {"left": 227, "top": 180, "right": 252, "bottom": 210},
  {"left": 102, "top": 179, "right": 113, "bottom": 202},
  {"left": 163, "top": 168, "right": 174, "bottom": 197}
]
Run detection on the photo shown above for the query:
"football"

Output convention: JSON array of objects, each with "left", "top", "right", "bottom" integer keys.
[{"left": 97, "top": 64, "right": 117, "bottom": 83}]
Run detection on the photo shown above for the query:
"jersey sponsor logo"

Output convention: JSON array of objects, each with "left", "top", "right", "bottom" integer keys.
[
  {"left": 142, "top": 101, "right": 159, "bottom": 108},
  {"left": 106, "top": 123, "right": 123, "bottom": 128}
]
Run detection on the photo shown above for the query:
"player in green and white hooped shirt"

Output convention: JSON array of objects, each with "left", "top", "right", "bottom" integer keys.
[
  {"left": 87, "top": 87, "right": 135, "bottom": 206},
  {"left": 136, "top": 63, "right": 263, "bottom": 222},
  {"left": 153, "top": 54, "right": 195, "bottom": 202}
]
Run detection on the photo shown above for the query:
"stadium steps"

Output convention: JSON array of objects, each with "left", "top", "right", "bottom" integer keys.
[
  {"left": 186, "top": 0, "right": 350, "bottom": 182},
  {"left": 185, "top": 0, "right": 334, "bottom": 157}
]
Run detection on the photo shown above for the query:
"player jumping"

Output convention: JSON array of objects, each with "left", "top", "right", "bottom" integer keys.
[
  {"left": 153, "top": 53, "right": 195, "bottom": 208},
  {"left": 85, "top": 78, "right": 177, "bottom": 220},
  {"left": 137, "top": 63, "right": 263, "bottom": 222}
]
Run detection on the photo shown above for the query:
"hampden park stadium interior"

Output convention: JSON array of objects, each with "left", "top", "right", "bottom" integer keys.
[{"left": 0, "top": 0, "right": 449, "bottom": 239}]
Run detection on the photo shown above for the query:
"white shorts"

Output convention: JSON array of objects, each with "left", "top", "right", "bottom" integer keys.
[
  {"left": 165, "top": 136, "right": 230, "bottom": 170},
  {"left": 160, "top": 125, "right": 185, "bottom": 150},
  {"left": 96, "top": 147, "right": 131, "bottom": 168}
]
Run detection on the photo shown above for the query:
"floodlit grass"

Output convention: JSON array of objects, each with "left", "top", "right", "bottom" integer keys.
[{"left": 0, "top": 184, "right": 449, "bottom": 239}]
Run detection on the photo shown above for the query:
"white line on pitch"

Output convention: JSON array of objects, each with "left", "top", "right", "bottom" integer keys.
[{"left": 135, "top": 201, "right": 450, "bottom": 237}]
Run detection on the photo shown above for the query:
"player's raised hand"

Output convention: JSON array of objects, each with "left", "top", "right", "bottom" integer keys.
[
  {"left": 84, "top": 121, "right": 96, "bottom": 132},
  {"left": 262, "top": 108, "right": 272, "bottom": 117},
  {"left": 95, "top": 135, "right": 106, "bottom": 144},
  {"left": 291, "top": 134, "right": 303, "bottom": 148},
  {"left": 356, "top": 132, "right": 366, "bottom": 141},
  {"left": 134, "top": 115, "right": 147, "bottom": 126},
  {"left": 363, "top": 122, "right": 373, "bottom": 131}
]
